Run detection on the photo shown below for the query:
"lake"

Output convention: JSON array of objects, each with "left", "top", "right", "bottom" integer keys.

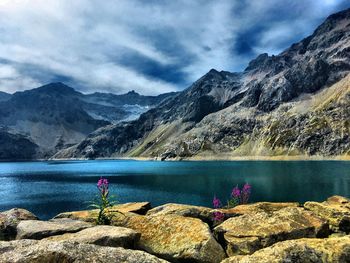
[{"left": 0, "top": 160, "right": 349, "bottom": 220}]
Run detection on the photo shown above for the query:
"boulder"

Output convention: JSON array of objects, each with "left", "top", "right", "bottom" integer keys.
[
  {"left": 304, "top": 195, "right": 350, "bottom": 233},
  {"left": 0, "top": 239, "right": 168, "bottom": 263},
  {"left": 221, "top": 236, "right": 350, "bottom": 263},
  {"left": 16, "top": 219, "right": 93, "bottom": 240},
  {"left": 214, "top": 207, "right": 329, "bottom": 256},
  {"left": 146, "top": 203, "right": 215, "bottom": 224},
  {"left": 44, "top": 225, "right": 140, "bottom": 249},
  {"left": 114, "top": 202, "right": 151, "bottom": 214},
  {"left": 222, "top": 202, "right": 300, "bottom": 215},
  {"left": 0, "top": 208, "right": 38, "bottom": 240},
  {"left": 53, "top": 202, "right": 151, "bottom": 222},
  {"left": 121, "top": 214, "right": 226, "bottom": 263}
]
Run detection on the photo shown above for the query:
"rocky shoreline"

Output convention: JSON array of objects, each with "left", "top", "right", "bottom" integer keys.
[{"left": 1, "top": 196, "right": 350, "bottom": 262}]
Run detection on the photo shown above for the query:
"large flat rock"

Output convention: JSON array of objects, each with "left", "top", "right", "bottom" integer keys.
[
  {"left": 147, "top": 202, "right": 273, "bottom": 226},
  {"left": 304, "top": 195, "right": 350, "bottom": 233},
  {"left": 121, "top": 214, "right": 226, "bottom": 263},
  {"left": 221, "top": 236, "right": 350, "bottom": 263},
  {"left": 0, "top": 208, "right": 38, "bottom": 241},
  {"left": 214, "top": 207, "right": 329, "bottom": 256},
  {"left": 223, "top": 202, "right": 300, "bottom": 215},
  {"left": 44, "top": 225, "right": 140, "bottom": 249},
  {"left": 53, "top": 202, "right": 151, "bottom": 223},
  {"left": 16, "top": 219, "right": 93, "bottom": 240},
  {"left": 0, "top": 239, "right": 168, "bottom": 263},
  {"left": 146, "top": 203, "right": 215, "bottom": 224}
]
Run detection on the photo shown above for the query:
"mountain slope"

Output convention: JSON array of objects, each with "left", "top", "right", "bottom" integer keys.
[
  {"left": 0, "top": 128, "right": 38, "bottom": 160},
  {"left": 0, "top": 83, "right": 176, "bottom": 159},
  {"left": 55, "top": 7, "right": 350, "bottom": 160},
  {"left": 0, "top": 83, "right": 109, "bottom": 157}
]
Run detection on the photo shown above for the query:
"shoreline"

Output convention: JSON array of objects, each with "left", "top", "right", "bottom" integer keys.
[{"left": 1, "top": 154, "right": 350, "bottom": 162}]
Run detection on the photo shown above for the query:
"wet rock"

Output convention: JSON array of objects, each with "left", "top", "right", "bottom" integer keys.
[
  {"left": 0, "top": 239, "right": 168, "bottom": 263},
  {"left": 0, "top": 208, "right": 38, "bottom": 241},
  {"left": 122, "top": 214, "right": 226, "bottom": 263},
  {"left": 304, "top": 195, "right": 350, "bottom": 233},
  {"left": 221, "top": 236, "right": 350, "bottom": 263},
  {"left": 44, "top": 225, "right": 140, "bottom": 249},
  {"left": 53, "top": 202, "right": 151, "bottom": 222},
  {"left": 214, "top": 207, "right": 329, "bottom": 256},
  {"left": 16, "top": 219, "right": 93, "bottom": 240}
]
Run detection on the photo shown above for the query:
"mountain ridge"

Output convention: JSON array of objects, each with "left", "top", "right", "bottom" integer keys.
[
  {"left": 0, "top": 83, "right": 176, "bottom": 159},
  {"left": 54, "top": 7, "right": 350, "bottom": 160}
]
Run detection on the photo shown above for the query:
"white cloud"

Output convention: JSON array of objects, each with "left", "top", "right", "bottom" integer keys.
[{"left": 0, "top": 0, "right": 348, "bottom": 94}]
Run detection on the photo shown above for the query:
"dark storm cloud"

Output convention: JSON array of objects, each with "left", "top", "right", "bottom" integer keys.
[{"left": 0, "top": 0, "right": 349, "bottom": 94}]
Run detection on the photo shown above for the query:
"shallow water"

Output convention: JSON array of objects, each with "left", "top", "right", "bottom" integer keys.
[{"left": 0, "top": 160, "right": 349, "bottom": 219}]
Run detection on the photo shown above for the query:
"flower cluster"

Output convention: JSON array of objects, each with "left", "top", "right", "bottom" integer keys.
[
  {"left": 241, "top": 183, "right": 252, "bottom": 204},
  {"left": 97, "top": 177, "right": 109, "bottom": 196},
  {"left": 212, "top": 196, "right": 225, "bottom": 222},
  {"left": 88, "top": 177, "right": 117, "bottom": 225},
  {"left": 212, "top": 183, "right": 252, "bottom": 223}
]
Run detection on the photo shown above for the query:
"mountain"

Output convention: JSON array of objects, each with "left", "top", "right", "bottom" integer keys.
[
  {"left": 55, "top": 7, "right": 350, "bottom": 160},
  {"left": 0, "top": 127, "right": 38, "bottom": 160},
  {"left": 0, "top": 83, "right": 176, "bottom": 159},
  {"left": 0, "top": 91, "right": 11, "bottom": 102}
]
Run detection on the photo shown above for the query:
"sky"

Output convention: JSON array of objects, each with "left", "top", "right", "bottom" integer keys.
[{"left": 0, "top": 0, "right": 349, "bottom": 95}]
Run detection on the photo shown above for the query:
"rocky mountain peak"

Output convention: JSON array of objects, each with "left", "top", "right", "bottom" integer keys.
[
  {"left": 32, "top": 82, "right": 80, "bottom": 96},
  {"left": 126, "top": 90, "right": 139, "bottom": 95},
  {"left": 51, "top": 7, "right": 350, "bottom": 160}
]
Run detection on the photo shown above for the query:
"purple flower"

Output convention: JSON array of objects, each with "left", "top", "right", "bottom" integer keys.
[
  {"left": 97, "top": 177, "right": 109, "bottom": 196},
  {"left": 213, "top": 211, "right": 225, "bottom": 222},
  {"left": 213, "top": 196, "right": 222, "bottom": 209},
  {"left": 241, "top": 183, "right": 251, "bottom": 204},
  {"left": 242, "top": 183, "right": 251, "bottom": 192},
  {"left": 231, "top": 186, "right": 241, "bottom": 198}
]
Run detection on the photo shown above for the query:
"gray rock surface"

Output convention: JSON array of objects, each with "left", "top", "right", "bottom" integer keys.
[
  {"left": 44, "top": 225, "right": 140, "bottom": 249},
  {"left": 0, "top": 208, "right": 38, "bottom": 240},
  {"left": 0, "top": 239, "right": 168, "bottom": 263},
  {"left": 16, "top": 219, "right": 93, "bottom": 240}
]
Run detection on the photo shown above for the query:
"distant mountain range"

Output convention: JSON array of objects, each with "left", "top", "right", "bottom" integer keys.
[
  {"left": 0, "top": 84, "right": 176, "bottom": 159},
  {"left": 54, "top": 7, "right": 350, "bottom": 160}
]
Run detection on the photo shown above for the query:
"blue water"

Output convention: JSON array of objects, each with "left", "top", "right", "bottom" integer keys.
[{"left": 0, "top": 160, "right": 349, "bottom": 220}]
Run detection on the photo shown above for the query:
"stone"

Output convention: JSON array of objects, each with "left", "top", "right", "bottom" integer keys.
[
  {"left": 44, "top": 225, "right": 140, "bottom": 249},
  {"left": 221, "top": 236, "right": 350, "bottom": 263},
  {"left": 121, "top": 214, "right": 226, "bottom": 263},
  {"left": 16, "top": 219, "right": 93, "bottom": 240},
  {"left": 147, "top": 203, "right": 271, "bottom": 226},
  {"left": 0, "top": 208, "right": 38, "bottom": 240},
  {"left": 304, "top": 195, "right": 350, "bottom": 233},
  {"left": 0, "top": 239, "right": 168, "bottom": 263},
  {"left": 223, "top": 202, "right": 300, "bottom": 215},
  {"left": 214, "top": 207, "right": 329, "bottom": 256},
  {"left": 146, "top": 203, "right": 215, "bottom": 224},
  {"left": 53, "top": 202, "right": 151, "bottom": 222}
]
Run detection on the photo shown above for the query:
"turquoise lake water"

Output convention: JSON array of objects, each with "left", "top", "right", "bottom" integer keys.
[{"left": 0, "top": 160, "right": 349, "bottom": 219}]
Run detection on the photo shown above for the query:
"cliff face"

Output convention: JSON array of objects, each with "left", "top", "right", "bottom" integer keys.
[{"left": 55, "top": 8, "right": 350, "bottom": 160}]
